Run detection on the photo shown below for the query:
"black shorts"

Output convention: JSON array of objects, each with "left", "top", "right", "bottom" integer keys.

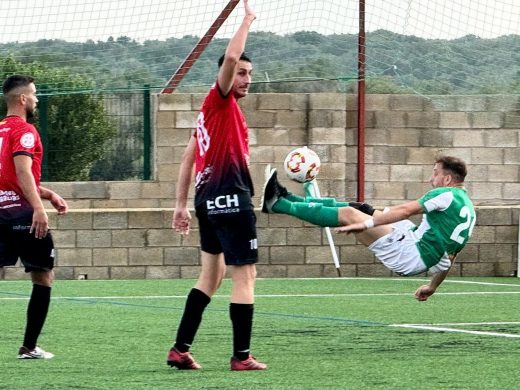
[
  {"left": 0, "top": 224, "right": 55, "bottom": 273},
  {"left": 196, "top": 192, "right": 258, "bottom": 266}
]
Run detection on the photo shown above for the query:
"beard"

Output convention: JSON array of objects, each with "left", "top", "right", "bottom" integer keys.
[
  {"left": 26, "top": 106, "right": 36, "bottom": 121},
  {"left": 234, "top": 88, "right": 248, "bottom": 99}
]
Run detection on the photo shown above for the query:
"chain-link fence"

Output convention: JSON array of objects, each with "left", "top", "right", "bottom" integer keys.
[{"left": 37, "top": 88, "right": 151, "bottom": 181}]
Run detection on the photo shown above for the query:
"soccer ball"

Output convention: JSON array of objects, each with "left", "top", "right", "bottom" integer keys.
[{"left": 283, "top": 147, "right": 321, "bottom": 183}]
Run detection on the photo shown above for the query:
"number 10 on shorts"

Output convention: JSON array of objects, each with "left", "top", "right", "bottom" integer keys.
[{"left": 249, "top": 239, "right": 258, "bottom": 250}]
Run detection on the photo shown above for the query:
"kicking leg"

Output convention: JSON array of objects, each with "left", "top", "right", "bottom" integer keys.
[{"left": 337, "top": 208, "right": 392, "bottom": 246}]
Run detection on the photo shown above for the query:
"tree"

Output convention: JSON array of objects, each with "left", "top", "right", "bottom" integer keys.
[
  {"left": 2, "top": 30, "right": 519, "bottom": 94},
  {"left": 0, "top": 55, "right": 117, "bottom": 181}
]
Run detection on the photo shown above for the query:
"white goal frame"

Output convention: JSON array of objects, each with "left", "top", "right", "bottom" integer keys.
[{"left": 517, "top": 214, "right": 520, "bottom": 278}]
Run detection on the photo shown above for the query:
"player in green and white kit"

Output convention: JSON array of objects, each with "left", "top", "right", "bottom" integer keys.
[
  {"left": 414, "top": 186, "right": 475, "bottom": 272},
  {"left": 261, "top": 156, "right": 475, "bottom": 301}
]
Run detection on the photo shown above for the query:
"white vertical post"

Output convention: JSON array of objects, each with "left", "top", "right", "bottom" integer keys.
[
  {"left": 304, "top": 180, "right": 342, "bottom": 277},
  {"left": 517, "top": 214, "right": 519, "bottom": 278}
]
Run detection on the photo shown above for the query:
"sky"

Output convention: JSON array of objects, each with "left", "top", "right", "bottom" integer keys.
[{"left": 1, "top": 0, "right": 519, "bottom": 43}]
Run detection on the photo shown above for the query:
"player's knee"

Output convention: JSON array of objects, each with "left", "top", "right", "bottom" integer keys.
[
  {"left": 339, "top": 205, "right": 372, "bottom": 225},
  {"left": 31, "top": 270, "right": 54, "bottom": 287},
  {"left": 198, "top": 269, "right": 225, "bottom": 294},
  {"left": 231, "top": 263, "right": 256, "bottom": 283}
]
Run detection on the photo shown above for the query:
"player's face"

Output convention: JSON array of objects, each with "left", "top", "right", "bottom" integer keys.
[
  {"left": 22, "top": 83, "right": 39, "bottom": 118},
  {"left": 233, "top": 61, "right": 253, "bottom": 99},
  {"left": 429, "top": 163, "right": 452, "bottom": 188}
]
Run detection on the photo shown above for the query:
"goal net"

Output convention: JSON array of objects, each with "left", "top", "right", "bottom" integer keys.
[{"left": 0, "top": 0, "right": 518, "bottom": 94}]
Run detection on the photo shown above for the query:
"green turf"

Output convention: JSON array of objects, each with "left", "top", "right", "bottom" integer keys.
[{"left": 1, "top": 277, "right": 519, "bottom": 389}]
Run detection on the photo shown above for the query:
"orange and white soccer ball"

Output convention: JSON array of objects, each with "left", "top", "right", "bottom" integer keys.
[{"left": 283, "top": 147, "right": 321, "bottom": 183}]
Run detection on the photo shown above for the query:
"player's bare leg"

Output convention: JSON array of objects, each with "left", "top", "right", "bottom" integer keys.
[{"left": 337, "top": 208, "right": 392, "bottom": 246}]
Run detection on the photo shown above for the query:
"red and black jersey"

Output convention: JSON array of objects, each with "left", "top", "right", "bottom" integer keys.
[
  {"left": 0, "top": 116, "right": 42, "bottom": 222},
  {"left": 193, "top": 81, "right": 254, "bottom": 206}
]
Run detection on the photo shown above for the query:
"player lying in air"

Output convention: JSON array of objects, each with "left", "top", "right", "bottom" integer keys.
[{"left": 261, "top": 155, "right": 476, "bottom": 301}]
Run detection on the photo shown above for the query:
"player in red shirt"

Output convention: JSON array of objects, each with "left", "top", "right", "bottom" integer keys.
[
  {"left": 0, "top": 75, "right": 68, "bottom": 359},
  {"left": 166, "top": 0, "right": 266, "bottom": 371}
]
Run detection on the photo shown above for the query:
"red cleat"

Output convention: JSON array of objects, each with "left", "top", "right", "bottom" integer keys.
[
  {"left": 230, "top": 355, "right": 267, "bottom": 371},
  {"left": 166, "top": 347, "right": 201, "bottom": 370}
]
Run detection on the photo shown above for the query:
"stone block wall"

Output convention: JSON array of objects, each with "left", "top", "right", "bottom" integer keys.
[
  {"left": 2, "top": 93, "right": 518, "bottom": 279},
  {"left": 1, "top": 206, "right": 518, "bottom": 280},
  {"left": 53, "top": 93, "right": 520, "bottom": 209}
]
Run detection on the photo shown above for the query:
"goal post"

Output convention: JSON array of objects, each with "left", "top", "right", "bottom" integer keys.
[
  {"left": 303, "top": 181, "right": 342, "bottom": 277},
  {"left": 517, "top": 214, "right": 520, "bottom": 278}
]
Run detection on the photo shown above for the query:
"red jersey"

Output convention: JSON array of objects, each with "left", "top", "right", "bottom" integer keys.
[
  {"left": 0, "top": 116, "right": 43, "bottom": 222},
  {"left": 193, "top": 81, "right": 254, "bottom": 206}
]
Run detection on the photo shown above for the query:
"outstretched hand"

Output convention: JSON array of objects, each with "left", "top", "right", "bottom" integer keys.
[{"left": 414, "top": 284, "right": 435, "bottom": 301}]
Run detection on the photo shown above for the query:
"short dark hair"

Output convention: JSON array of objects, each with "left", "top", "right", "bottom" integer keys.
[
  {"left": 3, "top": 75, "right": 35, "bottom": 95},
  {"left": 218, "top": 53, "right": 252, "bottom": 68},
  {"left": 435, "top": 155, "right": 467, "bottom": 183}
]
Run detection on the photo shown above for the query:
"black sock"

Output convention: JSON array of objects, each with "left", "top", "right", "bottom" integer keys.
[
  {"left": 22, "top": 284, "right": 52, "bottom": 350},
  {"left": 230, "top": 303, "right": 254, "bottom": 361},
  {"left": 174, "top": 288, "right": 211, "bottom": 353},
  {"left": 349, "top": 202, "right": 375, "bottom": 216}
]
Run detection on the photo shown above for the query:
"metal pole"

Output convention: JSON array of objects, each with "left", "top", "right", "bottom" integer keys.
[
  {"left": 143, "top": 85, "right": 151, "bottom": 180},
  {"left": 38, "top": 87, "right": 49, "bottom": 181},
  {"left": 517, "top": 214, "right": 519, "bottom": 277},
  {"left": 304, "top": 181, "right": 342, "bottom": 277},
  {"left": 162, "top": 0, "right": 240, "bottom": 93},
  {"left": 357, "top": 0, "right": 366, "bottom": 202}
]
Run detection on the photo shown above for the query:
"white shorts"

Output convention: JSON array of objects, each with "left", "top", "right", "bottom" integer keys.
[{"left": 367, "top": 220, "right": 450, "bottom": 276}]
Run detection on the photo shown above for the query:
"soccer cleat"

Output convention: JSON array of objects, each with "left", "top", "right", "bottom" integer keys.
[
  {"left": 260, "top": 165, "right": 288, "bottom": 214},
  {"left": 166, "top": 347, "right": 201, "bottom": 370},
  {"left": 17, "top": 346, "right": 54, "bottom": 359},
  {"left": 230, "top": 355, "right": 267, "bottom": 371}
]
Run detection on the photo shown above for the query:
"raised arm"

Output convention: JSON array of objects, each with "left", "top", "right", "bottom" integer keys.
[{"left": 217, "top": 0, "right": 256, "bottom": 95}]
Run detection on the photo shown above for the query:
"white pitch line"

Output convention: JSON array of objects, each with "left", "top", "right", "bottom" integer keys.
[
  {"left": 260, "top": 277, "right": 520, "bottom": 288},
  {"left": 1, "top": 277, "right": 520, "bottom": 288},
  {"left": 420, "top": 321, "right": 520, "bottom": 326},
  {"left": 3, "top": 294, "right": 390, "bottom": 300},
  {"left": 259, "top": 278, "right": 520, "bottom": 288},
  {"left": 2, "top": 291, "right": 520, "bottom": 301},
  {"left": 442, "top": 280, "right": 520, "bottom": 288},
  {"left": 391, "top": 324, "right": 520, "bottom": 338},
  {"left": 429, "top": 291, "right": 520, "bottom": 295}
]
